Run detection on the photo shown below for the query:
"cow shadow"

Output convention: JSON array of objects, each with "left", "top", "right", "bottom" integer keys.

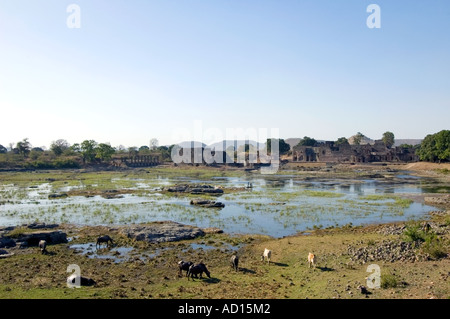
[
  {"left": 42, "top": 251, "right": 57, "bottom": 256},
  {"left": 239, "top": 267, "right": 256, "bottom": 274},
  {"left": 317, "top": 266, "right": 334, "bottom": 272},
  {"left": 272, "top": 262, "right": 288, "bottom": 267},
  {"left": 202, "top": 277, "right": 221, "bottom": 284}
]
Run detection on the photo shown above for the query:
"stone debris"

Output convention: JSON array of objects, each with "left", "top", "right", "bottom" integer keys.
[
  {"left": 347, "top": 240, "right": 419, "bottom": 264},
  {"left": 164, "top": 184, "right": 224, "bottom": 194},
  {"left": 118, "top": 221, "right": 206, "bottom": 243},
  {"left": 190, "top": 199, "right": 225, "bottom": 208}
]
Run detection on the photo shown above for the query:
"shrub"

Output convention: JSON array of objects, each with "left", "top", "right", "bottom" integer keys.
[
  {"left": 53, "top": 158, "right": 80, "bottom": 169},
  {"left": 381, "top": 274, "right": 398, "bottom": 289},
  {"left": 402, "top": 221, "right": 427, "bottom": 243},
  {"left": 421, "top": 236, "right": 448, "bottom": 260}
]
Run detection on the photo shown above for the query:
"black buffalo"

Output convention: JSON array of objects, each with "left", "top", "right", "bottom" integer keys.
[
  {"left": 178, "top": 261, "right": 193, "bottom": 276},
  {"left": 96, "top": 235, "right": 114, "bottom": 249},
  {"left": 230, "top": 255, "right": 239, "bottom": 271},
  {"left": 187, "top": 263, "right": 211, "bottom": 280}
]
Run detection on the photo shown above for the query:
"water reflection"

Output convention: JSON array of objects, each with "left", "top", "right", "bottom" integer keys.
[{"left": 0, "top": 172, "right": 443, "bottom": 238}]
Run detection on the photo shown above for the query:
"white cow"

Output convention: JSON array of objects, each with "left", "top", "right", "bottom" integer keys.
[
  {"left": 38, "top": 240, "right": 47, "bottom": 254},
  {"left": 308, "top": 252, "right": 316, "bottom": 269},
  {"left": 261, "top": 248, "right": 272, "bottom": 265}
]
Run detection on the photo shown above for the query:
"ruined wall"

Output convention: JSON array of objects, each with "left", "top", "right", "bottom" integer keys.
[{"left": 292, "top": 141, "right": 418, "bottom": 163}]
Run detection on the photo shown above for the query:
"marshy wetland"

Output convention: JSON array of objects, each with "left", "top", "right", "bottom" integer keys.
[
  {"left": 0, "top": 166, "right": 443, "bottom": 237},
  {"left": 0, "top": 164, "right": 449, "bottom": 299}
]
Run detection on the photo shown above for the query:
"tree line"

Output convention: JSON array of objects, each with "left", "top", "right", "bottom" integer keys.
[
  {"left": 1, "top": 130, "right": 448, "bottom": 169},
  {"left": 0, "top": 138, "right": 173, "bottom": 169}
]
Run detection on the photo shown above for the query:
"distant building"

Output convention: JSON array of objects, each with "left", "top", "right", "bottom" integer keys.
[{"left": 292, "top": 140, "right": 418, "bottom": 163}]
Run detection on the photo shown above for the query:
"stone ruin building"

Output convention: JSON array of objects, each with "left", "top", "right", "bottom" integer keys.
[{"left": 292, "top": 140, "right": 418, "bottom": 163}]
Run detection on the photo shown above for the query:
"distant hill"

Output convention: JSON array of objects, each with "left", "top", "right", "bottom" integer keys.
[
  {"left": 393, "top": 139, "right": 422, "bottom": 147},
  {"left": 175, "top": 141, "right": 207, "bottom": 148},
  {"left": 207, "top": 140, "right": 263, "bottom": 151},
  {"left": 174, "top": 140, "right": 265, "bottom": 150},
  {"left": 285, "top": 138, "right": 326, "bottom": 148},
  {"left": 285, "top": 138, "right": 301, "bottom": 149}
]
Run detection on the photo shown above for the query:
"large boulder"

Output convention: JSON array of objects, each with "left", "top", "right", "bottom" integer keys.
[
  {"left": 0, "top": 249, "right": 14, "bottom": 258},
  {"left": 0, "top": 237, "right": 16, "bottom": 248},
  {"left": 119, "top": 221, "right": 205, "bottom": 243},
  {"left": 190, "top": 199, "right": 225, "bottom": 208},
  {"left": 165, "top": 184, "right": 224, "bottom": 195},
  {"left": 16, "top": 230, "right": 68, "bottom": 247},
  {"left": 26, "top": 222, "right": 59, "bottom": 230}
]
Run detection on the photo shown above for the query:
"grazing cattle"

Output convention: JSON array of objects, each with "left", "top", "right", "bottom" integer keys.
[
  {"left": 96, "top": 235, "right": 114, "bottom": 249},
  {"left": 230, "top": 255, "right": 239, "bottom": 271},
  {"left": 178, "top": 260, "right": 193, "bottom": 276},
  {"left": 308, "top": 252, "right": 316, "bottom": 269},
  {"left": 38, "top": 240, "right": 47, "bottom": 254},
  {"left": 187, "top": 263, "right": 211, "bottom": 280},
  {"left": 261, "top": 248, "right": 271, "bottom": 265}
]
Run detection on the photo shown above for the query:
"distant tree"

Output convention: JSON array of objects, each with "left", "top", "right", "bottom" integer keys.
[
  {"left": 297, "top": 136, "right": 317, "bottom": 147},
  {"left": 382, "top": 131, "right": 395, "bottom": 148},
  {"left": 399, "top": 144, "right": 414, "bottom": 149},
  {"left": 353, "top": 132, "right": 366, "bottom": 145},
  {"left": 16, "top": 138, "right": 31, "bottom": 157},
  {"left": 50, "top": 139, "right": 70, "bottom": 156},
  {"left": 81, "top": 140, "right": 98, "bottom": 163},
  {"left": 417, "top": 130, "right": 450, "bottom": 163},
  {"left": 128, "top": 146, "right": 138, "bottom": 157},
  {"left": 70, "top": 143, "right": 81, "bottom": 153},
  {"left": 150, "top": 138, "right": 159, "bottom": 150},
  {"left": 156, "top": 145, "right": 171, "bottom": 161},
  {"left": 115, "top": 145, "right": 127, "bottom": 154},
  {"left": 0, "top": 144, "right": 7, "bottom": 154},
  {"left": 267, "top": 139, "right": 290, "bottom": 154},
  {"left": 335, "top": 137, "right": 349, "bottom": 146},
  {"left": 96, "top": 143, "right": 115, "bottom": 162},
  {"left": 139, "top": 145, "right": 150, "bottom": 153},
  {"left": 30, "top": 147, "right": 44, "bottom": 160}
]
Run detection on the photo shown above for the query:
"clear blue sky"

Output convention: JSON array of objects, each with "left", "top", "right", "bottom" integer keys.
[{"left": 1, "top": 0, "right": 449, "bottom": 148}]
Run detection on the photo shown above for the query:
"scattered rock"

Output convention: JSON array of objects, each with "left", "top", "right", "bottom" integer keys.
[
  {"left": 348, "top": 240, "right": 418, "bottom": 264},
  {"left": 0, "top": 249, "right": 14, "bottom": 258},
  {"left": 190, "top": 199, "right": 225, "bottom": 208},
  {"left": 358, "top": 285, "right": 371, "bottom": 295},
  {"left": 16, "top": 230, "right": 68, "bottom": 247},
  {"left": 164, "top": 184, "right": 224, "bottom": 194},
  {"left": 48, "top": 193, "right": 68, "bottom": 199},
  {"left": 376, "top": 224, "right": 406, "bottom": 236},
  {"left": 26, "top": 222, "right": 59, "bottom": 230},
  {"left": 424, "top": 195, "right": 450, "bottom": 207},
  {"left": 0, "top": 237, "right": 16, "bottom": 248},
  {"left": 119, "top": 221, "right": 205, "bottom": 243}
]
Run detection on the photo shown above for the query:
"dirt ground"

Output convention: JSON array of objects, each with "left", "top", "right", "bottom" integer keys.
[{"left": 0, "top": 210, "right": 448, "bottom": 299}]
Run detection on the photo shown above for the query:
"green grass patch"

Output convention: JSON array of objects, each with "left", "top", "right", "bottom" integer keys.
[
  {"left": 381, "top": 273, "right": 399, "bottom": 289},
  {"left": 301, "top": 190, "right": 344, "bottom": 198}
]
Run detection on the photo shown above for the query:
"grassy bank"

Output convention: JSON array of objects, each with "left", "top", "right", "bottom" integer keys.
[{"left": 0, "top": 211, "right": 448, "bottom": 299}]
